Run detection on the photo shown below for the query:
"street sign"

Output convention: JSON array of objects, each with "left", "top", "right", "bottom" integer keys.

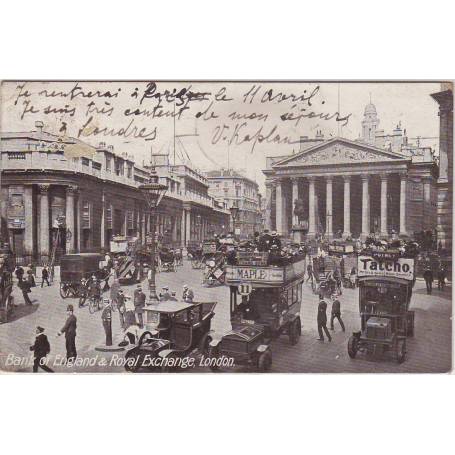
[{"left": 238, "top": 283, "right": 252, "bottom": 296}]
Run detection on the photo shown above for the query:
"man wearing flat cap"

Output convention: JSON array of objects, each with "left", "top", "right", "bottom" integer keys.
[{"left": 58, "top": 304, "right": 77, "bottom": 361}]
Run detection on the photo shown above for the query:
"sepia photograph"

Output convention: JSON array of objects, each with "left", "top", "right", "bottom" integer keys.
[{"left": 0, "top": 80, "right": 452, "bottom": 374}]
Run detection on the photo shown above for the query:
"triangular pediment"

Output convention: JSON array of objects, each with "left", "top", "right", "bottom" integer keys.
[{"left": 273, "top": 137, "right": 409, "bottom": 167}]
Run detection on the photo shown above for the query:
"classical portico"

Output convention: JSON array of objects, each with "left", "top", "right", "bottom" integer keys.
[{"left": 263, "top": 137, "right": 434, "bottom": 241}]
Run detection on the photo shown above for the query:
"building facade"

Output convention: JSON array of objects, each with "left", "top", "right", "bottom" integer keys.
[
  {"left": 431, "top": 84, "right": 453, "bottom": 252},
  {"left": 0, "top": 129, "right": 229, "bottom": 265},
  {"left": 206, "top": 169, "right": 262, "bottom": 238},
  {"left": 263, "top": 104, "right": 439, "bottom": 241}
]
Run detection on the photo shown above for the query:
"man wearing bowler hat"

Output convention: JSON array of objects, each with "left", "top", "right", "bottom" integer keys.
[{"left": 58, "top": 304, "right": 77, "bottom": 361}]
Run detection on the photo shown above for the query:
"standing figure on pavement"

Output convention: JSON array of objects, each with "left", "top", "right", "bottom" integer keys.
[
  {"left": 101, "top": 299, "right": 113, "bottom": 347},
  {"left": 306, "top": 263, "right": 314, "bottom": 284},
  {"left": 330, "top": 295, "right": 345, "bottom": 332},
  {"left": 423, "top": 265, "right": 434, "bottom": 295},
  {"left": 123, "top": 295, "right": 136, "bottom": 328},
  {"left": 19, "top": 275, "right": 33, "bottom": 305},
  {"left": 333, "top": 267, "right": 342, "bottom": 295},
  {"left": 317, "top": 300, "right": 332, "bottom": 342},
  {"left": 134, "top": 285, "right": 146, "bottom": 328},
  {"left": 116, "top": 289, "right": 126, "bottom": 329},
  {"left": 57, "top": 304, "right": 77, "bottom": 361},
  {"left": 41, "top": 265, "right": 50, "bottom": 287},
  {"left": 30, "top": 326, "right": 54, "bottom": 373},
  {"left": 437, "top": 262, "right": 447, "bottom": 291},
  {"left": 182, "top": 284, "right": 194, "bottom": 303}
]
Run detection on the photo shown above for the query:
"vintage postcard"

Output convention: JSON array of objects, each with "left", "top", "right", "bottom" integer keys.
[{"left": 0, "top": 80, "right": 452, "bottom": 373}]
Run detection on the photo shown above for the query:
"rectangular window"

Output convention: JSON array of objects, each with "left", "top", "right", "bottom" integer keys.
[
  {"left": 81, "top": 157, "right": 90, "bottom": 166},
  {"left": 106, "top": 157, "right": 111, "bottom": 172},
  {"left": 82, "top": 201, "right": 91, "bottom": 229},
  {"left": 92, "top": 161, "right": 101, "bottom": 171},
  {"left": 115, "top": 160, "right": 124, "bottom": 176},
  {"left": 127, "top": 210, "right": 134, "bottom": 230}
]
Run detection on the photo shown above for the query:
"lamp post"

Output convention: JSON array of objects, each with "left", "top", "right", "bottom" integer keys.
[
  {"left": 230, "top": 204, "right": 239, "bottom": 238},
  {"left": 139, "top": 166, "right": 167, "bottom": 305}
]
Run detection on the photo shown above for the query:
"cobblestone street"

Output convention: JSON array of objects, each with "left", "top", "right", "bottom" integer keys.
[{"left": 0, "top": 258, "right": 451, "bottom": 373}]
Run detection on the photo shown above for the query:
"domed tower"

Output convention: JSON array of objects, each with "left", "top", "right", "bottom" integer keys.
[{"left": 361, "top": 100, "right": 380, "bottom": 144}]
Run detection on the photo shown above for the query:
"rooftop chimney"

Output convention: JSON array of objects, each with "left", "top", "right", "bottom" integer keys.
[{"left": 35, "top": 121, "right": 44, "bottom": 133}]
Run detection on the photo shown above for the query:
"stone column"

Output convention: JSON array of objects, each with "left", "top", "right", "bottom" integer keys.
[
  {"left": 100, "top": 191, "right": 106, "bottom": 251},
  {"left": 76, "top": 194, "right": 81, "bottom": 252},
  {"left": 264, "top": 181, "right": 273, "bottom": 231},
  {"left": 65, "top": 185, "right": 77, "bottom": 253},
  {"left": 399, "top": 174, "right": 407, "bottom": 236},
  {"left": 181, "top": 210, "right": 186, "bottom": 246},
  {"left": 185, "top": 209, "right": 191, "bottom": 244},
  {"left": 325, "top": 176, "right": 333, "bottom": 239},
  {"left": 275, "top": 179, "right": 284, "bottom": 235},
  {"left": 308, "top": 177, "right": 316, "bottom": 237},
  {"left": 24, "top": 186, "right": 34, "bottom": 259},
  {"left": 342, "top": 176, "right": 351, "bottom": 238},
  {"left": 423, "top": 177, "right": 432, "bottom": 230},
  {"left": 361, "top": 175, "right": 370, "bottom": 239},
  {"left": 380, "top": 174, "right": 388, "bottom": 237},
  {"left": 291, "top": 177, "right": 299, "bottom": 227},
  {"left": 39, "top": 184, "right": 50, "bottom": 262}
]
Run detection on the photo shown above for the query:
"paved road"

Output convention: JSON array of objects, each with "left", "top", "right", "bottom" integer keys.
[{"left": 0, "top": 259, "right": 452, "bottom": 373}]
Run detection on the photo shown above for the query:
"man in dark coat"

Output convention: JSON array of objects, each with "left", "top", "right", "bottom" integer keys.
[
  {"left": 30, "top": 326, "right": 54, "bottom": 372},
  {"left": 437, "top": 262, "right": 447, "bottom": 291},
  {"left": 317, "top": 300, "right": 332, "bottom": 342},
  {"left": 330, "top": 295, "right": 345, "bottom": 332},
  {"left": 41, "top": 265, "right": 50, "bottom": 287},
  {"left": 19, "top": 276, "right": 32, "bottom": 305},
  {"left": 58, "top": 304, "right": 77, "bottom": 361},
  {"left": 423, "top": 264, "right": 434, "bottom": 295}
]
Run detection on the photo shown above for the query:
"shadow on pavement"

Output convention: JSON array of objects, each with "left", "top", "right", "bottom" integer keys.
[
  {"left": 413, "top": 287, "right": 452, "bottom": 300},
  {"left": 8, "top": 303, "right": 40, "bottom": 322}
]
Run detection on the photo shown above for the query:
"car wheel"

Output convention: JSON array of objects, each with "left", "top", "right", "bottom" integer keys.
[
  {"left": 257, "top": 350, "right": 272, "bottom": 372},
  {"left": 207, "top": 345, "right": 220, "bottom": 372},
  {"left": 348, "top": 335, "right": 358, "bottom": 359},
  {"left": 198, "top": 333, "right": 212, "bottom": 356},
  {"left": 59, "top": 284, "right": 69, "bottom": 299}
]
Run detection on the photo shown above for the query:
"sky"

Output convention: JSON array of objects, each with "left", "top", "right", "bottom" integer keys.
[{"left": 0, "top": 81, "right": 441, "bottom": 191}]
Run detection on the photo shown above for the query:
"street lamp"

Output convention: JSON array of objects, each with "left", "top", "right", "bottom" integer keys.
[{"left": 139, "top": 166, "right": 167, "bottom": 304}]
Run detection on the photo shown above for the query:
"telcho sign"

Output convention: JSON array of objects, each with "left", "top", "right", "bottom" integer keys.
[{"left": 357, "top": 256, "right": 414, "bottom": 281}]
